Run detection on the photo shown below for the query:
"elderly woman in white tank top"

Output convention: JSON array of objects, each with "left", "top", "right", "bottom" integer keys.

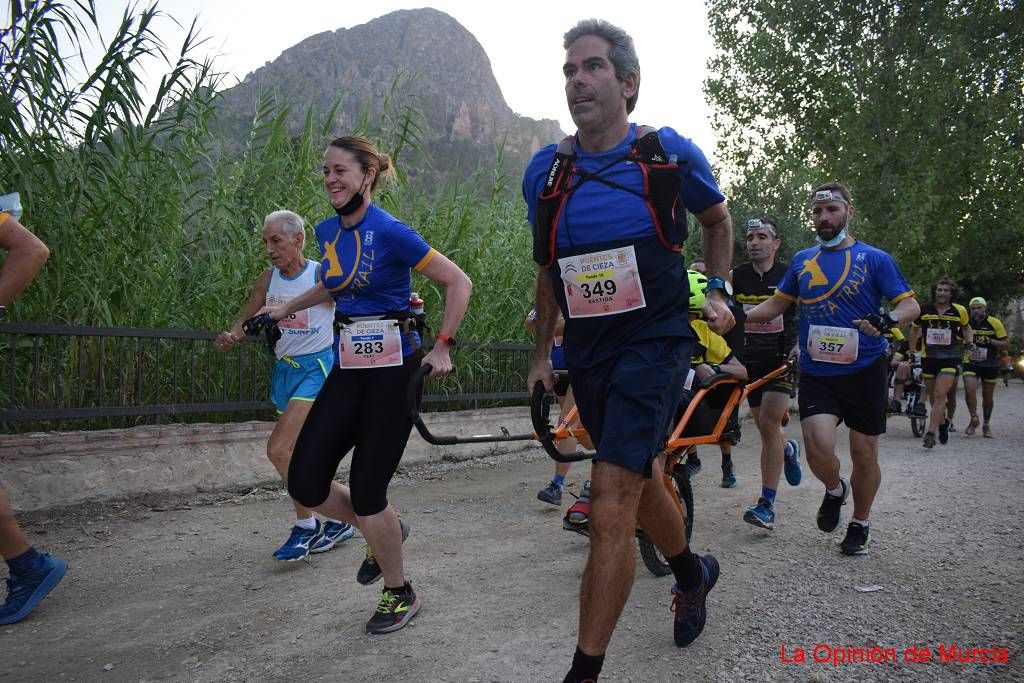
[{"left": 214, "top": 210, "right": 356, "bottom": 561}]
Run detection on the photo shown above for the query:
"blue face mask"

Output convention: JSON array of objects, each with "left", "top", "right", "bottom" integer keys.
[{"left": 816, "top": 227, "right": 847, "bottom": 248}]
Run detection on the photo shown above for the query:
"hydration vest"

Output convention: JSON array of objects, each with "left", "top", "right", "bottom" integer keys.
[{"left": 532, "top": 125, "right": 689, "bottom": 267}]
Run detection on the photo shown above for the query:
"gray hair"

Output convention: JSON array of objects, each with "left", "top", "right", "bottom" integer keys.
[
  {"left": 264, "top": 210, "right": 305, "bottom": 239},
  {"left": 563, "top": 19, "right": 641, "bottom": 113}
]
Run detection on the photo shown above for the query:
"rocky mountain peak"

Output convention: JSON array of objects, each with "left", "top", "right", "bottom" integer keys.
[{"left": 215, "top": 8, "right": 564, "bottom": 183}]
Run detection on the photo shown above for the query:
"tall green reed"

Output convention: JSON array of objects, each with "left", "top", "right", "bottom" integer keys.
[{"left": 1, "top": 1, "right": 541, "bottom": 433}]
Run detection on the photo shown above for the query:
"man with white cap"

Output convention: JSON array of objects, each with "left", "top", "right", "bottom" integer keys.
[{"left": 961, "top": 296, "right": 1008, "bottom": 437}]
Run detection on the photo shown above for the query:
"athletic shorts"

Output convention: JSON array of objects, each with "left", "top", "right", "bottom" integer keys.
[
  {"left": 288, "top": 350, "right": 424, "bottom": 516},
  {"left": 742, "top": 357, "right": 795, "bottom": 408},
  {"left": 963, "top": 364, "right": 998, "bottom": 382},
  {"left": 269, "top": 347, "right": 333, "bottom": 413},
  {"left": 798, "top": 354, "right": 888, "bottom": 436},
  {"left": 921, "top": 356, "right": 961, "bottom": 379},
  {"left": 568, "top": 337, "right": 691, "bottom": 478}
]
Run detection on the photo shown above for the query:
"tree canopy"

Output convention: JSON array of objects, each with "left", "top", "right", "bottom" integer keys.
[{"left": 705, "top": 0, "right": 1023, "bottom": 309}]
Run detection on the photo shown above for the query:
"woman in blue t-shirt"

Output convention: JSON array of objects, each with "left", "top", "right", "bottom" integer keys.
[{"left": 263, "top": 136, "right": 472, "bottom": 635}]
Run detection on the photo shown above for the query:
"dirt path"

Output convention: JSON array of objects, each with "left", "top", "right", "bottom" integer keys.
[{"left": 2, "top": 383, "right": 1023, "bottom": 682}]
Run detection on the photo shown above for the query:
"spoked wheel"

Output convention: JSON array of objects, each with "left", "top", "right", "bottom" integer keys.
[
  {"left": 638, "top": 468, "right": 694, "bottom": 577},
  {"left": 906, "top": 392, "right": 926, "bottom": 438},
  {"left": 911, "top": 413, "right": 926, "bottom": 438}
]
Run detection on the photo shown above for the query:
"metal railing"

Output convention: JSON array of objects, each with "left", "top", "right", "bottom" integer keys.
[{"left": 0, "top": 323, "right": 533, "bottom": 433}]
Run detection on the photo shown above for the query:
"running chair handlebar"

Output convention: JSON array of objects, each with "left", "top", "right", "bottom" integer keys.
[
  {"left": 407, "top": 364, "right": 537, "bottom": 446},
  {"left": 530, "top": 380, "right": 593, "bottom": 463}
]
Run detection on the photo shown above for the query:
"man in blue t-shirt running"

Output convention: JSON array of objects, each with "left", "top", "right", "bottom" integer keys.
[
  {"left": 746, "top": 183, "right": 919, "bottom": 557},
  {"left": 523, "top": 19, "right": 735, "bottom": 683}
]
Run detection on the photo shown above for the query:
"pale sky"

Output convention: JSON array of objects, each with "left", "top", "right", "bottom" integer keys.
[{"left": 85, "top": 1, "right": 720, "bottom": 159}]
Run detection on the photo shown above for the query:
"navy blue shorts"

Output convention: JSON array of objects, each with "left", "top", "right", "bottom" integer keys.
[{"left": 568, "top": 337, "right": 692, "bottom": 478}]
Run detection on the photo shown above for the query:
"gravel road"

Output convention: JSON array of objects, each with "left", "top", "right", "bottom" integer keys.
[{"left": 2, "top": 383, "right": 1022, "bottom": 682}]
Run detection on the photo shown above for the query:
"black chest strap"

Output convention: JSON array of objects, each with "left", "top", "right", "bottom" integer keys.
[{"left": 532, "top": 126, "right": 688, "bottom": 267}]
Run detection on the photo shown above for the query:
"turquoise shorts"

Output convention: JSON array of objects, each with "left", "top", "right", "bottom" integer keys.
[{"left": 270, "top": 347, "right": 333, "bottom": 413}]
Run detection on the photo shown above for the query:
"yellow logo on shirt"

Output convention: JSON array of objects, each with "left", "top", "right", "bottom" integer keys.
[
  {"left": 322, "top": 229, "right": 361, "bottom": 292},
  {"left": 800, "top": 253, "right": 829, "bottom": 288}
]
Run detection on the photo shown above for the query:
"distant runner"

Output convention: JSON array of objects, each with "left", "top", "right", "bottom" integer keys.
[{"left": 961, "top": 297, "right": 1008, "bottom": 437}]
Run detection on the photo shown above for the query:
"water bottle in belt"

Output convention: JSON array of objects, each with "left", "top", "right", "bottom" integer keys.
[{"left": 410, "top": 292, "right": 425, "bottom": 317}]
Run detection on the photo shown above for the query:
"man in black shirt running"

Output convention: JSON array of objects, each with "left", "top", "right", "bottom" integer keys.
[{"left": 731, "top": 217, "right": 802, "bottom": 530}]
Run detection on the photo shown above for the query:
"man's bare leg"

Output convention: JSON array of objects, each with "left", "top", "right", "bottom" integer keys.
[
  {"left": 576, "top": 460, "right": 645, "bottom": 655},
  {"left": 848, "top": 430, "right": 881, "bottom": 520}
]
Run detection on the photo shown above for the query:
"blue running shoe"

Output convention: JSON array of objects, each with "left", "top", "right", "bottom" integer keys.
[
  {"left": 671, "top": 554, "right": 720, "bottom": 647},
  {"left": 720, "top": 462, "right": 736, "bottom": 488},
  {"left": 537, "top": 481, "right": 563, "bottom": 506},
  {"left": 783, "top": 439, "right": 802, "bottom": 486},
  {"left": 311, "top": 520, "right": 355, "bottom": 554},
  {"left": 0, "top": 553, "right": 67, "bottom": 625},
  {"left": 273, "top": 521, "right": 325, "bottom": 561},
  {"left": 743, "top": 498, "right": 776, "bottom": 530}
]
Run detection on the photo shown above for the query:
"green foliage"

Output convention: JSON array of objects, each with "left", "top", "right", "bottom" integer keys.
[
  {"left": 400, "top": 147, "right": 535, "bottom": 344},
  {"left": 705, "top": 0, "right": 1024, "bottom": 308},
  {"left": 0, "top": 0, "right": 534, "bottom": 344}
]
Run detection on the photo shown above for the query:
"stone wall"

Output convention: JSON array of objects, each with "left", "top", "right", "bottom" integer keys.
[{"left": 0, "top": 407, "right": 535, "bottom": 512}]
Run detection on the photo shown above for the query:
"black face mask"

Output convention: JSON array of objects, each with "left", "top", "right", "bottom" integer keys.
[
  {"left": 336, "top": 191, "right": 364, "bottom": 217},
  {"left": 335, "top": 171, "right": 369, "bottom": 218}
]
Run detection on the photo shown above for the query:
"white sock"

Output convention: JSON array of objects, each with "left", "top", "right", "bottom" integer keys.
[
  {"left": 827, "top": 481, "right": 845, "bottom": 497},
  {"left": 325, "top": 517, "right": 346, "bottom": 526},
  {"left": 295, "top": 515, "right": 317, "bottom": 530},
  {"left": 852, "top": 517, "right": 869, "bottom": 528}
]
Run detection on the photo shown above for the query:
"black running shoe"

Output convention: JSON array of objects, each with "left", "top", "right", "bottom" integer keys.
[
  {"left": 923, "top": 432, "right": 936, "bottom": 448},
  {"left": 938, "top": 419, "right": 950, "bottom": 444},
  {"left": 840, "top": 522, "right": 871, "bottom": 555},
  {"left": 720, "top": 462, "right": 736, "bottom": 488},
  {"left": 365, "top": 583, "right": 420, "bottom": 634},
  {"left": 357, "top": 518, "right": 410, "bottom": 585},
  {"left": 816, "top": 478, "right": 849, "bottom": 532},
  {"left": 671, "top": 554, "right": 720, "bottom": 647}
]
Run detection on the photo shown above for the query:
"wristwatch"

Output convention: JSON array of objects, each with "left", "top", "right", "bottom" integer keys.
[
  {"left": 435, "top": 333, "right": 457, "bottom": 347},
  {"left": 705, "top": 276, "right": 733, "bottom": 297}
]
